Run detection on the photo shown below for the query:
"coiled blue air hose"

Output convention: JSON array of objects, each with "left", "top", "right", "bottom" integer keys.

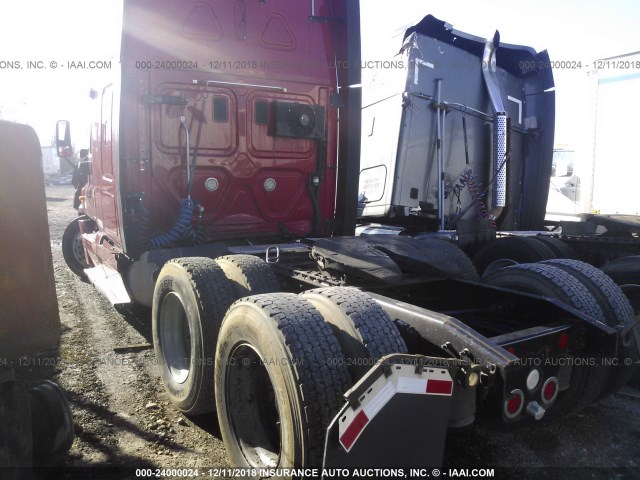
[{"left": 149, "top": 198, "right": 197, "bottom": 249}]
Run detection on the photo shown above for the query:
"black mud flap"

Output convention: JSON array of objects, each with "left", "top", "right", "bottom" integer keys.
[{"left": 323, "top": 355, "right": 460, "bottom": 471}]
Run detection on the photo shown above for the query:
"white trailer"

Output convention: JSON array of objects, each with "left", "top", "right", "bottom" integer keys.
[
  {"left": 587, "top": 51, "right": 640, "bottom": 215},
  {"left": 548, "top": 52, "right": 640, "bottom": 219}
]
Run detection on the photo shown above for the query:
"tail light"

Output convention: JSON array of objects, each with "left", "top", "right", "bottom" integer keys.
[
  {"left": 557, "top": 333, "right": 569, "bottom": 349},
  {"left": 503, "top": 389, "right": 524, "bottom": 419},
  {"left": 541, "top": 377, "right": 559, "bottom": 405}
]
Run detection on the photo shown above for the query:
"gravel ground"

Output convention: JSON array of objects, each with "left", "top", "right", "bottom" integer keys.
[{"left": 20, "top": 185, "right": 640, "bottom": 479}]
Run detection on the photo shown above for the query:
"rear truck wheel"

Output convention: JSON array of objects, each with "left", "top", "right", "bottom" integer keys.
[
  {"left": 541, "top": 259, "right": 638, "bottom": 394},
  {"left": 484, "top": 263, "right": 609, "bottom": 417},
  {"left": 215, "top": 254, "right": 280, "bottom": 298},
  {"left": 472, "top": 236, "right": 555, "bottom": 277},
  {"left": 599, "top": 255, "right": 640, "bottom": 388},
  {"left": 301, "top": 287, "right": 408, "bottom": 381},
  {"left": 541, "top": 259, "right": 636, "bottom": 327},
  {"left": 534, "top": 236, "right": 578, "bottom": 259},
  {"left": 214, "top": 293, "right": 351, "bottom": 469},
  {"left": 152, "top": 257, "right": 236, "bottom": 415},
  {"left": 62, "top": 216, "right": 90, "bottom": 279}
]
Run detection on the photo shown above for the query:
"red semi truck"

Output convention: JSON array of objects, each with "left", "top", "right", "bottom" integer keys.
[{"left": 57, "top": 0, "right": 639, "bottom": 471}]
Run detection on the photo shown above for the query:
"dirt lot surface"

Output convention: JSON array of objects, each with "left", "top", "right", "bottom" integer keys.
[{"left": 16, "top": 185, "right": 640, "bottom": 479}]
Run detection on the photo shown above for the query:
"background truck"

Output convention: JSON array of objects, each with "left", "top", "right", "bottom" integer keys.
[
  {"left": 546, "top": 146, "right": 581, "bottom": 220},
  {"left": 57, "top": 0, "right": 639, "bottom": 471},
  {"left": 546, "top": 52, "right": 640, "bottom": 219}
]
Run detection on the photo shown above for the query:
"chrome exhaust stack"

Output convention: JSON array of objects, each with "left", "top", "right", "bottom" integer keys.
[{"left": 482, "top": 31, "right": 508, "bottom": 220}]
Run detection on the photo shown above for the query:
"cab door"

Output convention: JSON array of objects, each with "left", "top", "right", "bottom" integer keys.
[
  {"left": 87, "top": 83, "right": 122, "bottom": 262},
  {"left": 98, "top": 84, "right": 122, "bottom": 247}
]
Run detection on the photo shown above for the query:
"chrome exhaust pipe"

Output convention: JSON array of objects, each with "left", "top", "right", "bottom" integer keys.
[{"left": 482, "top": 31, "right": 507, "bottom": 219}]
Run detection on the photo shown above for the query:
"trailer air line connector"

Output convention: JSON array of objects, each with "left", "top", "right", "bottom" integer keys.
[{"left": 482, "top": 31, "right": 508, "bottom": 221}]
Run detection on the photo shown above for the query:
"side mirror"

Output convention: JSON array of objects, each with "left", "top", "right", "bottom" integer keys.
[{"left": 56, "top": 120, "right": 73, "bottom": 158}]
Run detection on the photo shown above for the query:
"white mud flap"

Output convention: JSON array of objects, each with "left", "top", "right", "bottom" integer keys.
[{"left": 323, "top": 354, "right": 461, "bottom": 470}]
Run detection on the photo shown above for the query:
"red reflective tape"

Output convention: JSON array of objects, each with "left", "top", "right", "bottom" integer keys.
[
  {"left": 426, "top": 379, "right": 453, "bottom": 395},
  {"left": 339, "top": 410, "right": 369, "bottom": 451}
]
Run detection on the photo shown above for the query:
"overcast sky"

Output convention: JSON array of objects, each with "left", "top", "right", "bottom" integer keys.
[{"left": 0, "top": 0, "right": 638, "bottom": 147}]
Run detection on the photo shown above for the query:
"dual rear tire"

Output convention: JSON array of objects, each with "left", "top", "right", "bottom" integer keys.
[
  {"left": 214, "top": 294, "right": 350, "bottom": 469},
  {"left": 215, "top": 288, "right": 407, "bottom": 469},
  {"left": 152, "top": 255, "right": 407, "bottom": 470}
]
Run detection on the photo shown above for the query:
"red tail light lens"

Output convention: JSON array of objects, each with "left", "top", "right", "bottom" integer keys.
[
  {"left": 503, "top": 389, "right": 524, "bottom": 419},
  {"left": 558, "top": 333, "right": 569, "bottom": 349},
  {"left": 507, "top": 396, "right": 521, "bottom": 413},
  {"left": 541, "top": 377, "right": 559, "bottom": 405}
]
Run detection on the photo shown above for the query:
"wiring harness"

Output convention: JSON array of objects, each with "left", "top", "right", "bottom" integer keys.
[{"left": 452, "top": 168, "right": 497, "bottom": 229}]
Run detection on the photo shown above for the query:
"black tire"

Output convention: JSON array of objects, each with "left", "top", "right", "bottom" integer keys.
[
  {"left": 473, "top": 236, "right": 555, "bottom": 277},
  {"left": 541, "top": 259, "right": 638, "bottom": 393},
  {"left": 215, "top": 293, "right": 351, "bottom": 469},
  {"left": 541, "top": 259, "right": 635, "bottom": 326},
  {"left": 417, "top": 238, "right": 480, "bottom": 281},
  {"left": 215, "top": 255, "right": 280, "bottom": 298},
  {"left": 601, "top": 255, "right": 640, "bottom": 285},
  {"left": 484, "top": 263, "right": 608, "bottom": 416},
  {"left": 62, "top": 216, "right": 90, "bottom": 279},
  {"left": 28, "top": 381, "right": 74, "bottom": 467},
  {"left": 599, "top": 255, "right": 640, "bottom": 388},
  {"left": 301, "top": 287, "right": 408, "bottom": 381},
  {"left": 152, "top": 257, "right": 236, "bottom": 415},
  {"left": 535, "top": 236, "right": 578, "bottom": 259}
]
